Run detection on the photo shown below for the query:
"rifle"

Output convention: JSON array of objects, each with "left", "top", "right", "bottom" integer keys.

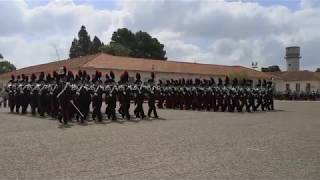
[{"left": 70, "top": 100, "right": 84, "bottom": 119}]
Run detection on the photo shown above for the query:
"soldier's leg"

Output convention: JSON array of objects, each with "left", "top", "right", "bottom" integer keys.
[
  {"left": 125, "top": 102, "right": 130, "bottom": 120},
  {"left": 15, "top": 95, "right": 20, "bottom": 113},
  {"left": 92, "top": 105, "right": 97, "bottom": 121},
  {"left": 3, "top": 97, "right": 7, "bottom": 108},
  {"left": 111, "top": 101, "right": 117, "bottom": 121},
  {"left": 62, "top": 107, "right": 69, "bottom": 125},
  {"left": 153, "top": 104, "right": 158, "bottom": 118},
  {"left": 106, "top": 103, "right": 111, "bottom": 119},
  {"left": 134, "top": 102, "right": 139, "bottom": 118},
  {"left": 139, "top": 103, "right": 145, "bottom": 118},
  {"left": 147, "top": 102, "right": 152, "bottom": 117}
]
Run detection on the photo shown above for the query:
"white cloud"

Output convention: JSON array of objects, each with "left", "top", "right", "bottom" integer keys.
[
  {"left": 300, "top": 0, "right": 320, "bottom": 9},
  {"left": 0, "top": 0, "right": 320, "bottom": 71}
]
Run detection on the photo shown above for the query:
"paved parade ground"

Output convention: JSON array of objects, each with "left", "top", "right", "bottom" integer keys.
[{"left": 0, "top": 101, "right": 319, "bottom": 179}]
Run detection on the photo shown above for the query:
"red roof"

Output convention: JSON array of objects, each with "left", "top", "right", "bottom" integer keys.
[
  {"left": 0, "top": 53, "right": 275, "bottom": 80},
  {"left": 267, "top": 71, "right": 320, "bottom": 81}
]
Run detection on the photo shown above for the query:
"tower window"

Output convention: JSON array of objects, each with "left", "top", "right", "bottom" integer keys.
[
  {"left": 286, "top": 84, "right": 290, "bottom": 91},
  {"left": 306, "top": 83, "right": 311, "bottom": 93}
]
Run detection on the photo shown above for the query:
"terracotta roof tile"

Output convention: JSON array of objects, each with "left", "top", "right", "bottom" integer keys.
[
  {"left": 0, "top": 54, "right": 98, "bottom": 78},
  {"left": 267, "top": 71, "right": 320, "bottom": 81},
  {"left": 0, "top": 53, "right": 275, "bottom": 80},
  {"left": 82, "top": 53, "right": 275, "bottom": 79}
]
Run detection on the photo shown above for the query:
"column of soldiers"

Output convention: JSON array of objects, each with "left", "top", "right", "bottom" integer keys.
[
  {"left": 157, "top": 77, "right": 274, "bottom": 112},
  {"left": 3, "top": 67, "right": 274, "bottom": 125}
]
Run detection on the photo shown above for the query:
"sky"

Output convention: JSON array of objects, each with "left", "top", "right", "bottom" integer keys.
[{"left": 0, "top": 0, "right": 319, "bottom": 71}]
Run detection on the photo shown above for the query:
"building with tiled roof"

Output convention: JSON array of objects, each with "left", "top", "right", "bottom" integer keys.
[
  {"left": 0, "top": 53, "right": 275, "bottom": 86},
  {"left": 267, "top": 71, "right": 320, "bottom": 93},
  {"left": 265, "top": 47, "right": 320, "bottom": 93}
]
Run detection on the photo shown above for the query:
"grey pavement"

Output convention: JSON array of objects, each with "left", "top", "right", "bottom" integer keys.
[{"left": 0, "top": 101, "right": 319, "bottom": 179}]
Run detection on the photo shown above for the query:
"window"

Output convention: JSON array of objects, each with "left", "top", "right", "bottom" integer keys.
[
  {"left": 306, "top": 83, "right": 311, "bottom": 93},
  {"left": 296, "top": 83, "right": 300, "bottom": 92},
  {"left": 286, "top": 84, "right": 290, "bottom": 91}
]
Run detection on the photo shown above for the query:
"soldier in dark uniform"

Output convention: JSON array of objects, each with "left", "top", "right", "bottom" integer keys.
[
  {"left": 7, "top": 75, "right": 16, "bottom": 113},
  {"left": 157, "top": 80, "right": 164, "bottom": 109},
  {"left": 267, "top": 80, "right": 274, "bottom": 110},
  {"left": 30, "top": 74, "right": 39, "bottom": 115},
  {"left": 57, "top": 67, "right": 73, "bottom": 125},
  {"left": 247, "top": 80, "right": 256, "bottom": 112},
  {"left": 238, "top": 78, "right": 247, "bottom": 112},
  {"left": 184, "top": 79, "right": 192, "bottom": 110},
  {"left": 44, "top": 73, "right": 53, "bottom": 116},
  {"left": 49, "top": 71, "right": 60, "bottom": 118},
  {"left": 74, "top": 70, "right": 88, "bottom": 123},
  {"left": 117, "top": 71, "right": 131, "bottom": 120},
  {"left": 21, "top": 74, "right": 31, "bottom": 114},
  {"left": 164, "top": 80, "right": 172, "bottom": 109},
  {"left": 14, "top": 75, "right": 22, "bottom": 113},
  {"left": 106, "top": 71, "right": 117, "bottom": 121},
  {"left": 231, "top": 78, "right": 240, "bottom": 112},
  {"left": 134, "top": 73, "right": 146, "bottom": 119},
  {"left": 80, "top": 73, "right": 91, "bottom": 122},
  {"left": 147, "top": 72, "right": 158, "bottom": 118},
  {"left": 37, "top": 72, "right": 47, "bottom": 117},
  {"left": 255, "top": 79, "right": 264, "bottom": 111},
  {"left": 92, "top": 71, "right": 104, "bottom": 122}
]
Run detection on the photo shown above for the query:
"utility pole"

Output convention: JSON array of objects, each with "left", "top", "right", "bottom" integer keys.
[{"left": 51, "top": 43, "right": 60, "bottom": 61}]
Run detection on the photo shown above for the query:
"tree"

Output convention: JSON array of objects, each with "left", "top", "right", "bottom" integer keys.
[
  {"left": 111, "top": 28, "right": 136, "bottom": 50},
  {"left": 135, "top": 31, "right": 166, "bottom": 60},
  {"left": 110, "top": 28, "right": 167, "bottom": 60},
  {"left": 69, "top": 25, "right": 93, "bottom": 58},
  {"left": 68, "top": 26, "right": 167, "bottom": 60},
  {"left": 0, "top": 53, "right": 3, "bottom": 59},
  {"left": 77, "top": 25, "right": 91, "bottom": 56},
  {"left": 69, "top": 38, "right": 82, "bottom": 58},
  {"left": 0, "top": 61, "right": 16, "bottom": 74},
  {"left": 90, "top": 36, "right": 103, "bottom": 54},
  {"left": 100, "top": 43, "right": 131, "bottom": 57}
]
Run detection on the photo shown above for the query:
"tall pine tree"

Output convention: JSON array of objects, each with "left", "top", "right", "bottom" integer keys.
[
  {"left": 78, "top": 25, "right": 91, "bottom": 56},
  {"left": 69, "top": 38, "right": 81, "bottom": 58},
  {"left": 69, "top": 25, "right": 93, "bottom": 58},
  {"left": 90, "top": 36, "right": 103, "bottom": 54}
]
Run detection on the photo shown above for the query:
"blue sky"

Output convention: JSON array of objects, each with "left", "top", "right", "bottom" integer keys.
[
  {"left": 25, "top": 0, "right": 301, "bottom": 10},
  {"left": 26, "top": 0, "right": 118, "bottom": 9}
]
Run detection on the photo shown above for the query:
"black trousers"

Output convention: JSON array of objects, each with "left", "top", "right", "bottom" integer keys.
[
  {"left": 92, "top": 99, "right": 102, "bottom": 121},
  {"left": 148, "top": 100, "right": 158, "bottom": 118},
  {"left": 30, "top": 94, "right": 38, "bottom": 115},
  {"left": 134, "top": 100, "right": 145, "bottom": 118}
]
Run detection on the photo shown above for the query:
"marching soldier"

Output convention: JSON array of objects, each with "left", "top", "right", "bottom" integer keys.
[
  {"left": 106, "top": 71, "right": 117, "bottom": 121},
  {"left": 147, "top": 73, "right": 158, "bottom": 118},
  {"left": 57, "top": 67, "right": 73, "bottom": 125},
  {"left": 92, "top": 71, "right": 103, "bottom": 122},
  {"left": 134, "top": 73, "right": 146, "bottom": 119}
]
